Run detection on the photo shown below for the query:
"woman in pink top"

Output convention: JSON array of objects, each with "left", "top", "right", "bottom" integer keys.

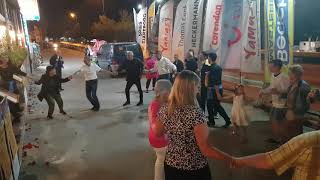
[
  {"left": 145, "top": 55, "right": 159, "bottom": 93},
  {"left": 148, "top": 79, "right": 172, "bottom": 180}
]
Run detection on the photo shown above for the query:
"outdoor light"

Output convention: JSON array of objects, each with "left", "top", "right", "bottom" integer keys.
[
  {"left": 138, "top": 4, "right": 143, "bottom": 9},
  {"left": 70, "top": 12, "right": 76, "bottom": 19},
  {"left": 53, "top": 43, "right": 58, "bottom": 48}
]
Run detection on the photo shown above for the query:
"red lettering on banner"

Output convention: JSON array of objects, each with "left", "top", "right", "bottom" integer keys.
[
  {"left": 244, "top": 48, "right": 256, "bottom": 59},
  {"left": 244, "top": 7, "right": 257, "bottom": 59},
  {"left": 160, "top": 18, "right": 171, "bottom": 53},
  {"left": 228, "top": 27, "right": 242, "bottom": 47},
  {"left": 211, "top": 5, "right": 222, "bottom": 45}
]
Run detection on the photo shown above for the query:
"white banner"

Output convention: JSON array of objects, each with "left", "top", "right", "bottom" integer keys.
[
  {"left": 133, "top": 8, "right": 138, "bottom": 43},
  {"left": 172, "top": 0, "right": 188, "bottom": 61},
  {"left": 241, "top": 0, "right": 261, "bottom": 73},
  {"left": 136, "top": 7, "right": 148, "bottom": 58},
  {"left": 220, "top": 0, "right": 246, "bottom": 69},
  {"left": 158, "top": 0, "right": 174, "bottom": 60},
  {"left": 202, "top": 0, "right": 224, "bottom": 64},
  {"left": 184, "top": 0, "right": 205, "bottom": 57}
]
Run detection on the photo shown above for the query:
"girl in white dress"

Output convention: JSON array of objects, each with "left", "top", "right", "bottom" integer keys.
[{"left": 229, "top": 85, "right": 249, "bottom": 143}]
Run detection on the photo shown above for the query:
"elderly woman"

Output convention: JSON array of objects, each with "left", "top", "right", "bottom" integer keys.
[
  {"left": 148, "top": 80, "right": 172, "bottom": 180},
  {"left": 285, "top": 65, "right": 311, "bottom": 140},
  {"left": 154, "top": 70, "right": 231, "bottom": 180},
  {"left": 234, "top": 130, "right": 320, "bottom": 180}
]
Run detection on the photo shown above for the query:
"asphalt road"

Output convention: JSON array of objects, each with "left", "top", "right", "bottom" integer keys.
[{"left": 19, "top": 48, "right": 291, "bottom": 180}]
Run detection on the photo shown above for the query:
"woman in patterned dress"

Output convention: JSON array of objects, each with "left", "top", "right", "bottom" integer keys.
[{"left": 154, "top": 70, "right": 232, "bottom": 180}]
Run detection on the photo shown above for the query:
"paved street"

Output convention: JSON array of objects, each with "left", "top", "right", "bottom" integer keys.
[{"left": 19, "top": 48, "right": 292, "bottom": 180}]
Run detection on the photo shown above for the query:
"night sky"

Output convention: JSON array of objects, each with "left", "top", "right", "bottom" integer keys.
[
  {"left": 39, "top": 0, "right": 139, "bottom": 38},
  {"left": 39, "top": 0, "right": 320, "bottom": 44}
]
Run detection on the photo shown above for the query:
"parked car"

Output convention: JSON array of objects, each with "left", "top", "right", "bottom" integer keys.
[{"left": 96, "top": 42, "right": 144, "bottom": 75}]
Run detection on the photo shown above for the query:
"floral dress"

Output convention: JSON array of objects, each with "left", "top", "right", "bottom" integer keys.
[{"left": 158, "top": 105, "right": 208, "bottom": 171}]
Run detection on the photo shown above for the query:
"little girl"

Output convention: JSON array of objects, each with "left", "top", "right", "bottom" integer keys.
[
  {"left": 227, "top": 85, "right": 250, "bottom": 143},
  {"left": 148, "top": 80, "right": 172, "bottom": 180}
]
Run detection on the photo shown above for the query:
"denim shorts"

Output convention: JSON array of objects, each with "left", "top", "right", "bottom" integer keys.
[{"left": 270, "top": 108, "right": 287, "bottom": 123}]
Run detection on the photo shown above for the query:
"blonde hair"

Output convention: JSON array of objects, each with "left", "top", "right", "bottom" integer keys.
[
  {"left": 289, "top": 64, "right": 304, "bottom": 78},
  {"left": 168, "top": 70, "right": 200, "bottom": 115},
  {"left": 155, "top": 80, "right": 172, "bottom": 99}
]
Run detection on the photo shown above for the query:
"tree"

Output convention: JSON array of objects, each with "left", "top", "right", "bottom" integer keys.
[{"left": 91, "top": 10, "right": 134, "bottom": 42}]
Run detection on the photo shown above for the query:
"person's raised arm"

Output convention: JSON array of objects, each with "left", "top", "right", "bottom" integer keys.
[{"left": 194, "top": 123, "right": 231, "bottom": 162}]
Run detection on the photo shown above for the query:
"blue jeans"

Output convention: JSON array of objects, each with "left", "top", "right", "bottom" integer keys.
[{"left": 86, "top": 79, "right": 100, "bottom": 109}]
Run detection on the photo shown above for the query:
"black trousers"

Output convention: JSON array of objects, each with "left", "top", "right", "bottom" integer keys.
[
  {"left": 158, "top": 73, "right": 171, "bottom": 81},
  {"left": 208, "top": 88, "right": 230, "bottom": 124},
  {"left": 164, "top": 164, "right": 211, "bottom": 180},
  {"left": 125, "top": 80, "right": 143, "bottom": 103},
  {"left": 86, "top": 79, "right": 100, "bottom": 109},
  {"left": 44, "top": 93, "right": 64, "bottom": 116},
  {"left": 200, "top": 86, "right": 217, "bottom": 121},
  {"left": 146, "top": 78, "right": 156, "bottom": 90}
]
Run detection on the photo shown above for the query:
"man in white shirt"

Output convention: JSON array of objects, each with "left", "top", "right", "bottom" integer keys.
[
  {"left": 260, "top": 59, "right": 290, "bottom": 144},
  {"left": 76, "top": 57, "right": 103, "bottom": 111},
  {"left": 155, "top": 50, "right": 177, "bottom": 80}
]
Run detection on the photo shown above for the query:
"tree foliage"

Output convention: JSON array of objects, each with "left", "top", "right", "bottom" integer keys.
[{"left": 91, "top": 10, "right": 135, "bottom": 42}]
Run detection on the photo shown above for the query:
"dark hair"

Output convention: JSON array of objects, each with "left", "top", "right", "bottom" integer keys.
[
  {"left": 46, "top": 65, "right": 55, "bottom": 74},
  {"left": 271, "top": 59, "right": 283, "bottom": 68},
  {"left": 208, "top": 52, "right": 217, "bottom": 61},
  {"left": 201, "top": 51, "right": 208, "bottom": 58}
]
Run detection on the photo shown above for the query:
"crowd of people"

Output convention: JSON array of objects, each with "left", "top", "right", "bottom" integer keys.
[
  {"left": 1, "top": 47, "right": 319, "bottom": 180},
  {"left": 144, "top": 51, "right": 319, "bottom": 180}
]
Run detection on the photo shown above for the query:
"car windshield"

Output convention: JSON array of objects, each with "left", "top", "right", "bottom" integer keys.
[{"left": 113, "top": 45, "right": 126, "bottom": 57}]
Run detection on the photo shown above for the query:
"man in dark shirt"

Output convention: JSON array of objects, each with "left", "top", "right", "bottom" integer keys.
[
  {"left": 185, "top": 49, "right": 198, "bottom": 73},
  {"left": 199, "top": 52, "right": 218, "bottom": 123},
  {"left": 206, "top": 52, "right": 231, "bottom": 128},
  {"left": 173, "top": 54, "right": 184, "bottom": 73},
  {"left": 49, "top": 52, "right": 64, "bottom": 90},
  {"left": 122, "top": 51, "right": 144, "bottom": 106}
]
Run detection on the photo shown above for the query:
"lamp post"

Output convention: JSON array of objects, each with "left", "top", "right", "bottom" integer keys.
[{"left": 70, "top": 12, "right": 76, "bottom": 20}]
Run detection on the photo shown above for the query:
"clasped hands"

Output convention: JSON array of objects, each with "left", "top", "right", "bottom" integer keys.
[{"left": 225, "top": 156, "right": 246, "bottom": 169}]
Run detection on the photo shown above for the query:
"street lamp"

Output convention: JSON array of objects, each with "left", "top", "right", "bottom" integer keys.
[
  {"left": 138, "top": 4, "right": 143, "bottom": 10},
  {"left": 70, "top": 12, "right": 76, "bottom": 19}
]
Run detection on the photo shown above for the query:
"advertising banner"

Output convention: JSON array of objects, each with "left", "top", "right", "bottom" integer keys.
[
  {"left": 220, "top": 0, "right": 246, "bottom": 69},
  {"left": 202, "top": 0, "right": 224, "bottom": 64},
  {"left": 265, "top": 0, "right": 294, "bottom": 81},
  {"left": 172, "top": 0, "right": 188, "bottom": 61},
  {"left": 185, "top": 0, "right": 205, "bottom": 56},
  {"left": 136, "top": 7, "right": 148, "bottom": 58},
  {"left": 148, "top": 1, "right": 156, "bottom": 40},
  {"left": 158, "top": 0, "right": 174, "bottom": 60},
  {"left": 241, "top": 0, "right": 261, "bottom": 73}
]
